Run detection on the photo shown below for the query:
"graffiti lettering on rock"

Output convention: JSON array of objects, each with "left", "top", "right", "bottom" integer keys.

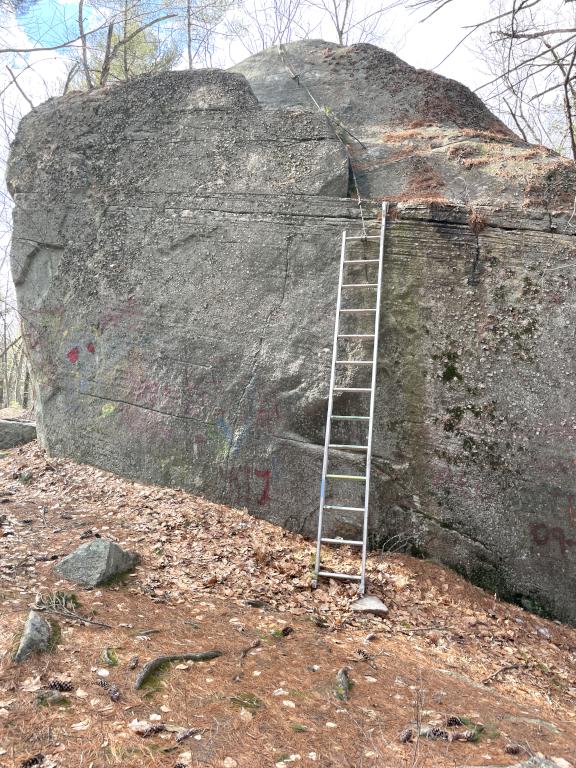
[
  {"left": 530, "top": 522, "right": 576, "bottom": 557},
  {"left": 255, "top": 468, "right": 271, "bottom": 506},
  {"left": 227, "top": 465, "right": 272, "bottom": 507},
  {"left": 255, "top": 401, "right": 281, "bottom": 430}
]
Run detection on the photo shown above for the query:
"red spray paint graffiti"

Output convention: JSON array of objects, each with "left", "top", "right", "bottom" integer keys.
[
  {"left": 66, "top": 347, "right": 80, "bottom": 364},
  {"left": 530, "top": 522, "right": 576, "bottom": 558},
  {"left": 227, "top": 465, "right": 272, "bottom": 507}
]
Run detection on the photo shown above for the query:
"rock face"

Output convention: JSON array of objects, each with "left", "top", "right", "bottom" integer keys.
[
  {"left": 233, "top": 40, "right": 576, "bottom": 208},
  {"left": 0, "top": 418, "right": 36, "bottom": 449},
  {"left": 7, "top": 43, "right": 576, "bottom": 624},
  {"left": 14, "top": 610, "right": 52, "bottom": 662},
  {"left": 54, "top": 540, "right": 139, "bottom": 587}
]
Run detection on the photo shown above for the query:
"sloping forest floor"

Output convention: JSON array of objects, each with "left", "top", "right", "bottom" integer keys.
[{"left": 0, "top": 442, "right": 575, "bottom": 768}]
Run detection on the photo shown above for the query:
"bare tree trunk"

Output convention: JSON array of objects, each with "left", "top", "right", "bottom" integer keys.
[
  {"left": 22, "top": 365, "right": 30, "bottom": 408},
  {"left": 12, "top": 341, "right": 24, "bottom": 405},
  {"left": 78, "top": 0, "right": 93, "bottom": 89},
  {"left": 63, "top": 62, "right": 79, "bottom": 94},
  {"left": 100, "top": 23, "right": 115, "bottom": 85},
  {"left": 123, "top": 0, "right": 129, "bottom": 80},
  {"left": 2, "top": 311, "right": 8, "bottom": 408},
  {"left": 187, "top": 0, "right": 193, "bottom": 69}
]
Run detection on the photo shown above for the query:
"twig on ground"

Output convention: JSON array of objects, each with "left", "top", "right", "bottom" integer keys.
[
  {"left": 398, "top": 625, "right": 453, "bottom": 635},
  {"left": 233, "top": 638, "right": 261, "bottom": 681},
  {"left": 482, "top": 662, "right": 531, "bottom": 684},
  {"left": 34, "top": 592, "right": 112, "bottom": 629},
  {"left": 411, "top": 681, "right": 424, "bottom": 768}
]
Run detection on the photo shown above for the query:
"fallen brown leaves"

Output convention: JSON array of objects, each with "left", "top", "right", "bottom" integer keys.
[{"left": 0, "top": 442, "right": 575, "bottom": 768}]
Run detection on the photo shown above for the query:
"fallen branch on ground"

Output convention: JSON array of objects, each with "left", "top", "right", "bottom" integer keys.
[{"left": 134, "top": 650, "right": 222, "bottom": 690}]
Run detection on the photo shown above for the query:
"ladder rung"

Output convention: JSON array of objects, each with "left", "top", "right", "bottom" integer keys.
[
  {"left": 336, "top": 360, "right": 373, "bottom": 365},
  {"left": 321, "top": 538, "right": 363, "bottom": 546},
  {"left": 331, "top": 415, "right": 369, "bottom": 420},
  {"left": 334, "top": 387, "right": 371, "bottom": 392},
  {"left": 324, "top": 505, "right": 365, "bottom": 511},
  {"left": 345, "top": 236, "right": 380, "bottom": 241},
  {"left": 325, "top": 474, "right": 366, "bottom": 481},
  {"left": 329, "top": 444, "right": 368, "bottom": 451},
  {"left": 341, "top": 283, "right": 378, "bottom": 288},
  {"left": 338, "top": 334, "right": 375, "bottom": 338},
  {"left": 340, "top": 308, "right": 376, "bottom": 313},
  {"left": 317, "top": 570, "right": 362, "bottom": 581},
  {"left": 344, "top": 259, "right": 379, "bottom": 263}
]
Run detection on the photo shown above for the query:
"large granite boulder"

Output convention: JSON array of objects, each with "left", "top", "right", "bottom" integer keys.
[
  {"left": 7, "top": 44, "right": 576, "bottom": 623},
  {"left": 0, "top": 418, "right": 36, "bottom": 449}
]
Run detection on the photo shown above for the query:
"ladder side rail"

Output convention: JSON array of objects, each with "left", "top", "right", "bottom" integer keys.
[
  {"left": 359, "top": 201, "right": 388, "bottom": 594},
  {"left": 314, "top": 229, "right": 348, "bottom": 585}
]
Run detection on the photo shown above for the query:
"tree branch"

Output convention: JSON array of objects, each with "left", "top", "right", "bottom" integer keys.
[
  {"left": 0, "top": 21, "right": 109, "bottom": 54},
  {"left": 5, "top": 66, "right": 34, "bottom": 109},
  {"left": 107, "top": 12, "right": 178, "bottom": 70}
]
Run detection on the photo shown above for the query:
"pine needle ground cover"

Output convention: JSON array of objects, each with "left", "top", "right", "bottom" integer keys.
[{"left": 1, "top": 443, "right": 575, "bottom": 767}]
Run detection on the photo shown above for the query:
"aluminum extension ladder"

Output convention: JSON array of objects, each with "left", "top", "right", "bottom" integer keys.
[{"left": 313, "top": 202, "right": 388, "bottom": 595}]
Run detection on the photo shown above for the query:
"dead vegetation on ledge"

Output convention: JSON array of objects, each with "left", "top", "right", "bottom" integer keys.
[{"left": 1, "top": 442, "right": 575, "bottom": 767}]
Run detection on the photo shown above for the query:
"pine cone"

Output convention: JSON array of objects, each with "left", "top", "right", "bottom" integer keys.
[
  {"left": 445, "top": 715, "right": 464, "bottom": 727},
  {"left": 505, "top": 744, "right": 523, "bottom": 755},
  {"left": 174, "top": 764, "right": 187, "bottom": 768},
  {"left": 47, "top": 679, "right": 73, "bottom": 692},
  {"left": 108, "top": 684, "right": 121, "bottom": 702},
  {"left": 399, "top": 728, "right": 413, "bottom": 743},
  {"left": 128, "top": 655, "right": 139, "bottom": 669},
  {"left": 21, "top": 755, "right": 44, "bottom": 768},
  {"left": 96, "top": 678, "right": 110, "bottom": 689},
  {"left": 423, "top": 726, "right": 449, "bottom": 740},
  {"left": 141, "top": 724, "right": 166, "bottom": 737},
  {"left": 450, "top": 729, "right": 477, "bottom": 742},
  {"left": 175, "top": 727, "right": 200, "bottom": 743}
]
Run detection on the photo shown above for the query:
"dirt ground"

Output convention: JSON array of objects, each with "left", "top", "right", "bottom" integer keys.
[{"left": 1, "top": 443, "right": 575, "bottom": 768}]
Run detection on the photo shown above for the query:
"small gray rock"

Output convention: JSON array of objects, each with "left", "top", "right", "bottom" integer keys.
[
  {"left": 54, "top": 539, "right": 139, "bottom": 588},
  {"left": 14, "top": 610, "right": 52, "bottom": 662},
  {"left": 350, "top": 595, "right": 389, "bottom": 616},
  {"left": 36, "top": 689, "right": 70, "bottom": 706}
]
